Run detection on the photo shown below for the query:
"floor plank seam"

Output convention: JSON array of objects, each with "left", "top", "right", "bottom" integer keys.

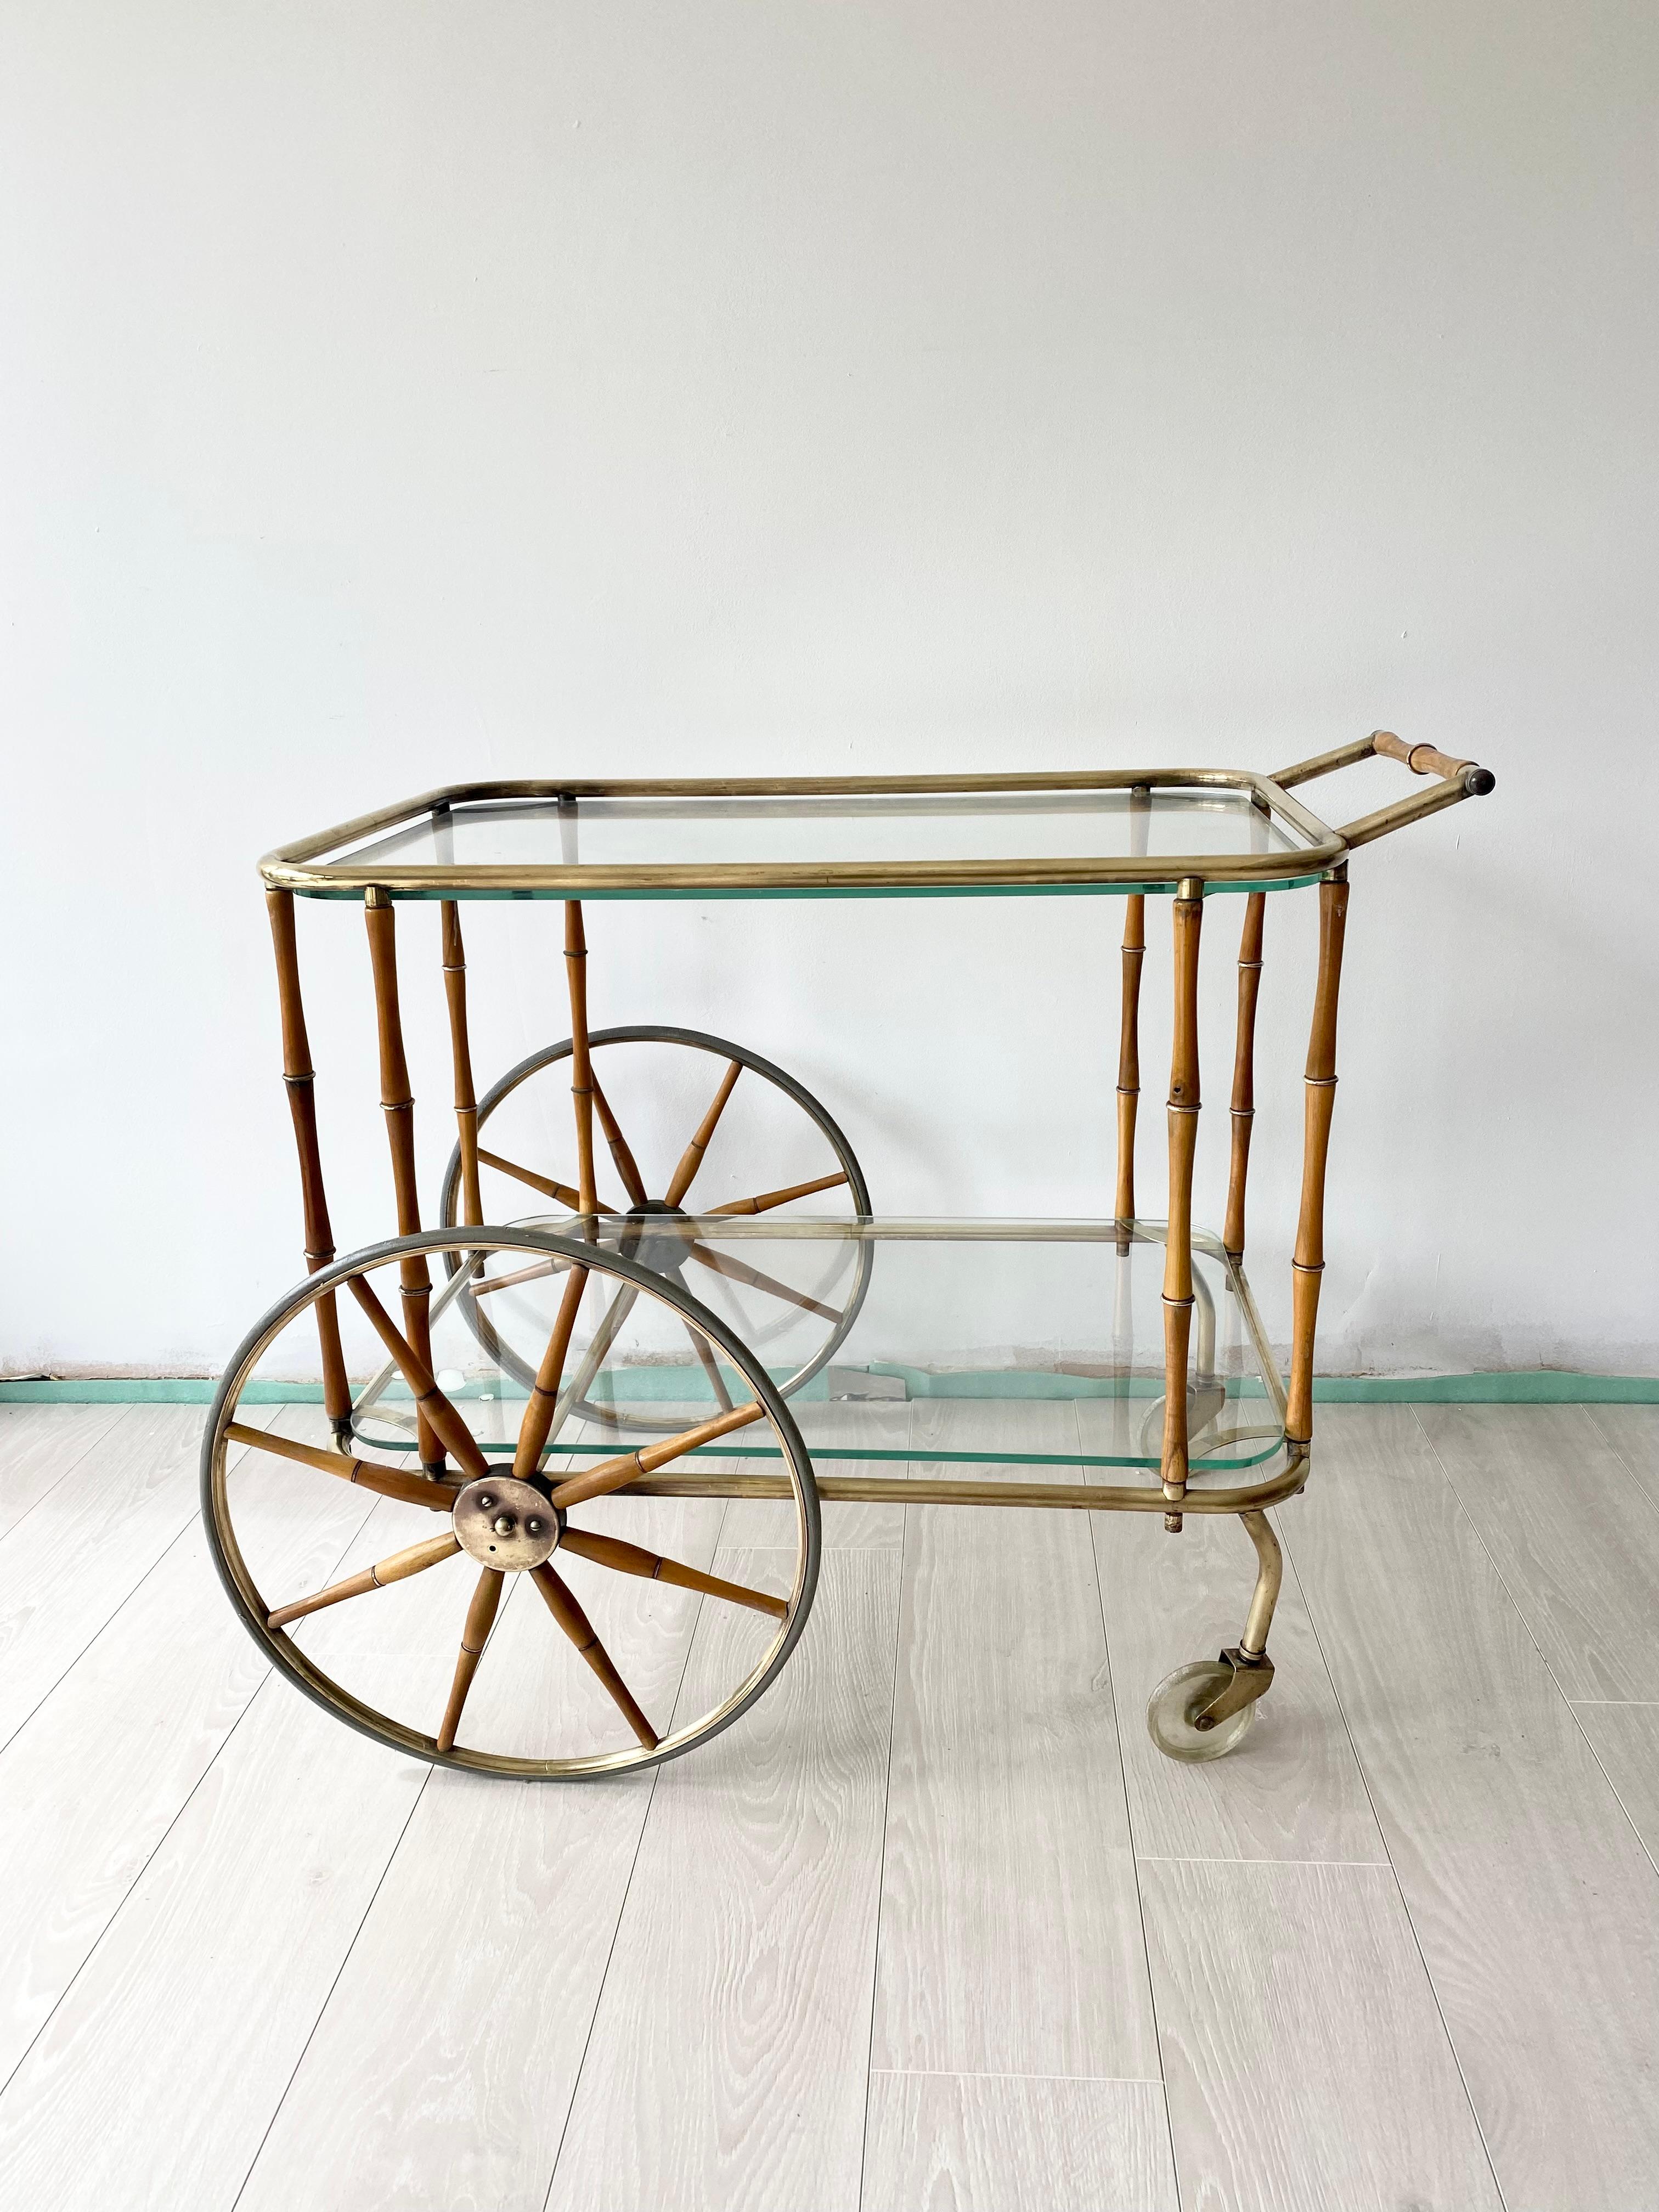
[
  {"left": 1133, "top": 1853, "right": 1392, "bottom": 1870},
  {"left": 540, "top": 1489, "right": 736, "bottom": 2212},
  {"left": 0, "top": 1417, "right": 380, "bottom": 2114},
  {"left": 0, "top": 1668, "right": 278, "bottom": 2107},
  {"left": 868, "top": 2066, "right": 1167, "bottom": 2086},
  {"left": 1276, "top": 1457, "right": 1513, "bottom": 2212},
  {"left": 0, "top": 1503, "right": 213, "bottom": 1764},
  {"left": 1079, "top": 1413, "right": 1184, "bottom": 2209},
  {"left": 855, "top": 1497, "right": 907, "bottom": 2212},
  {"left": 0, "top": 1402, "right": 143, "bottom": 1557},
  {"left": 228, "top": 1758, "right": 436, "bottom": 2211},
  {"left": 1407, "top": 1407, "right": 1659, "bottom": 1890}
]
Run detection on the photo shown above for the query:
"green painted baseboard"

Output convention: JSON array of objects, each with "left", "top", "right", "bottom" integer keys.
[{"left": 1, "top": 1369, "right": 1655, "bottom": 1405}]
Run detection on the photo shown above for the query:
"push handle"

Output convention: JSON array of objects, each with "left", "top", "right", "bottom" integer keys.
[
  {"left": 1371, "top": 730, "right": 1496, "bottom": 797},
  {"left": 1272, "top": 729, "right": 1496, "bottom": 852}
]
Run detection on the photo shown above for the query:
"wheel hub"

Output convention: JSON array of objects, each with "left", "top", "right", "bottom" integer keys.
[
  {"left": 613, "top": 1199, "right": 693, "bottom": 1280},
  {"left": 452, "top": 1475, "right": 561, "bottom": 1570}
]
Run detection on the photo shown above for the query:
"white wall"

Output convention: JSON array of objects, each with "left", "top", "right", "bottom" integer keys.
[{"left": 2, "top": 1, "right": 1655, "bottom": 1378}]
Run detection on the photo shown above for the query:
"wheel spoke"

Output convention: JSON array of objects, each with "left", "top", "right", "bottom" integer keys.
[
  {"left": 353, "top": 1251, "right": 483, "bottom": 1428},
  {"left": 436, "top": 1566, "right": 505, "bottom": 1752},
  {"left": 224, "top": 1421, "right": 458, "bottom": 1512},
  {"left": 530, "top": 1562, "right": 658, "bottom": 1748},
  {"left": 559, "top": 1526, "right": 788, "bottom": 1620},
  {"left": 471, "top": 1255, "right": 569, "bottom": 1299},
  {"left": 548, "top": 1399, "right": 766, "bottom": 1511},
  {"left": 708, "top": 1170, "right": 850, "bottom": 1216},
  {"left": 514, "top": 1263, "right": 590, "bottom": 1478},
  {"left": 268, "top": 1532, "right": 461, "bottom": 1630},
  {"left": 346, "top": 1276, "right": 489, "bottom": 1479},
  {"left": 590, "top": 1073, "right": 648, "bottom": 1207},
  {"left": 685, "top": 1321, "right": 733, "bottom": 1410},
  {"left": 476, "top": 1147, "right": 585, "bottom": 1210},
  {"left": 663, "top": 1060, "right": 742, "bottom": 1206},
  {"left": 548, "top": 1280, "right": 639, "bottom": 1439},
  {"left": 684, "top": 1239, "right": 842, "bottom": 1324}
]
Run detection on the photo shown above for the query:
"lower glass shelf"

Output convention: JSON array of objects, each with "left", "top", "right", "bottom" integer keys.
[{"left": 332, "top": 1217, "right": 1289, "bottom": 1479}]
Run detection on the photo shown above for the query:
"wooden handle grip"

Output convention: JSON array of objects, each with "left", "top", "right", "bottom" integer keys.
[{"left": 1372, "top": 731, "right": 1495, "bottom": 795}]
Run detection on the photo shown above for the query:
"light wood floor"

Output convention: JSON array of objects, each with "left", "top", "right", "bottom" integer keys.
[{"left": 1, "top": 1400, "right": 1656, "bottom": 2210}]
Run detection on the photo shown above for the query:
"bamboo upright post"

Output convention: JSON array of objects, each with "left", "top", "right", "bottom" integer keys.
[
  {"left": 266, "top": 890, "right": 353, "bottom": 1443},
  {"left": 1113, "top": 784, "right": 1152, "bottom": 1255},
  {"left": 1223, "top": 892, "right": 1266, "bottom": 1263},
  {"left": 1287, "top": 873, "right": 1349, "bottom": 1445},
  {"left": 1161, "top": 877, "right": 1204, "bottom": 1529},
  {"left": 365, "top": 888, "right": 441, "bottom": 1471},
  {"left": 1114, "top": 895, "right": 1145, "bottom": 1252},
  {"left": 441, "top": 902, "right": 484, "bottom": 1228},
  {"left": 564, "top": 901, "right": 599, "bottom": 1218}
]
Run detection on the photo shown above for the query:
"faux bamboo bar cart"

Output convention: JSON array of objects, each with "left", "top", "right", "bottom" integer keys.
[{"left": 205, "top": 731, "right": 1494, "bottom": 1775}]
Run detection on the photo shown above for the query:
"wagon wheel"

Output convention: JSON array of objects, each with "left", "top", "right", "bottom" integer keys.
[
  {"left": 437, "top": 1026, "right": 873, "bottom": 1431},
  {"left": 202, "top": 1228, "right": 820, "bottom": 1779}
]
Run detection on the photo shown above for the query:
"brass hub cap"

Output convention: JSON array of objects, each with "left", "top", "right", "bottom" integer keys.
[{"left": 452, "top": 1475, "right": 560, "bottom": 1571}]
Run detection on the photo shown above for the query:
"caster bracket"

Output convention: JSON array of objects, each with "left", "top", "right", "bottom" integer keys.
[{"left": 1191, "top": 1645, "right": 1274, "bottom": 1731}]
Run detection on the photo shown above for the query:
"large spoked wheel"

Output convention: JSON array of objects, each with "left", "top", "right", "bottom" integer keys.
[
  {"left": 437, "top": 1026, "right": 873, "bottom": 1430},
  {"left": 202, "top": 1228, "right": 820, "bottom": 1779}
]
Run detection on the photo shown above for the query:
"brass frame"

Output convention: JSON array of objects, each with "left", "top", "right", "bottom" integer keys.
[
  {"left": 262, "top": 766, "right": 1338, "bottom": 898},
  {"left": 227, "top": 730, "right": 1494, "bottom": 1774}
]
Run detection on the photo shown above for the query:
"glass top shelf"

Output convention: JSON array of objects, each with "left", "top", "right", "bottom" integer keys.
[{"left": 261, "top": 774, "right": 1345, "bottom": 900}]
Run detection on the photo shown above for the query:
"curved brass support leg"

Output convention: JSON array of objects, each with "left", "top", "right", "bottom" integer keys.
[{"left": 1192, "top": 1508, "right": 1283, "bottom": 1730}]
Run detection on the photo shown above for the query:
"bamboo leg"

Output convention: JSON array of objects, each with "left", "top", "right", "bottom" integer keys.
[
  {"left": 564, "top": 901, "right": 599, "bottom": 1219},
  {"left": 365, "top": 889, "right": 441, "bottom": 1471},
  {"left": 441, "top": 902, "right": 484, "bottom": 1229},
  {"left": 1161, "top": 877, "right": 1204, "bottom": 1530},
  {"left": 1223, "top": 892, "right": 1266, "bottom": 1264},
  {"left": 1114, "top": 894, "right": 1145, "bottom": 1252},
  {"left": 1288, "top": 874, "right": 1350, "bottom": 1446},
  {"left": 266, "top": 891, "right": 352, "bottom": 1444},
  {"left": 437, "top": 1566, "right": 504, "bottom": 1752}
]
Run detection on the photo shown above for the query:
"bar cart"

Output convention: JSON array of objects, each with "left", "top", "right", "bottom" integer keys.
[{"left": 204, "top": 732, "right": 1494, "bottom": 1775}]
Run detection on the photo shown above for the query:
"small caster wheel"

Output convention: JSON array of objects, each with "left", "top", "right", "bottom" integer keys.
[{"left": 1146, "top": 1660, "right": 1259, "bottom": 1763}]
